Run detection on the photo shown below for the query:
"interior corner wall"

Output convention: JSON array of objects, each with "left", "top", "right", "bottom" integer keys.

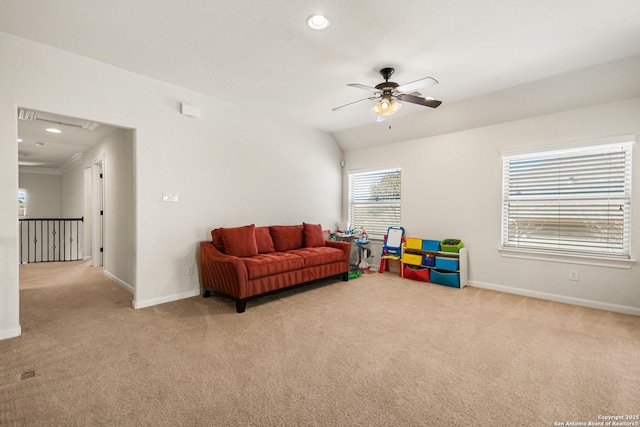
[
  {"left": 61, "top": 163, "right": 84, "bottom": 218},
  {"left": 18, "top": 171, "right": 63, "bottom": 218},
  {"left": 60, "top": 128, "right": 134, "bottom": 278},
  {"left": 0, "top": 100, "right": 21, "bottom": 339},
  {"left": 80, "top": 128, "right": 135, "bottom": 289},
  {"left": 0, "top": 32, "right": 343, "bottom": 336},
  {"left": 343, "top": 97, "right": 640, "bottom": 314}
]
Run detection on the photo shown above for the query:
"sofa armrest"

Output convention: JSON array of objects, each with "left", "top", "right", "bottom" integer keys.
[
  {"left": 325, "top": 240, "right": 351, "bottom": 271},
  {"left": 199, "top": 241, "right": 249, "bottom": 298}
]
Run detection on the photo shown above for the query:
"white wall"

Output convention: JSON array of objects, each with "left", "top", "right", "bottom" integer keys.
[
  {"left": 18, "top": 171, "right": 62, "bottom": 218},
  {"left": 344, "top": 97, "right": 640, "bottom": 314},
  {"left": 85, "top": 128, "right": 134, "bottom": 289},
  {"left": 61, "top": 162, "right": 84, "bottom": 218},
  {"left": 0, "top": 33, "right": 343, "bottom": 339},
  {"left": 60, "top": 127, "right": 134, "bottom": 285}
]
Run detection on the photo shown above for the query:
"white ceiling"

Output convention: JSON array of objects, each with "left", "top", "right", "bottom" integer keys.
[
  {"left": 3, "top": 0, "right": 640, "bottom": 151},
  {"left": 17, "top": 111, "right": 117, "bottom": 170}
]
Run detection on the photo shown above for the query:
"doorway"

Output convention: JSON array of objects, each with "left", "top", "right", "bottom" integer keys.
[
  {"left": 17, "top": 108, "right": 135, "bottom": 296},
  {"left": 92, "top": 155, "right": 104, "bottom": 267}
]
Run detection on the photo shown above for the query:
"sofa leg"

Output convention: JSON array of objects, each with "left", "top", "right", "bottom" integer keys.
[
  {"left": 342, "top": 272, "right": 349, "bottom": 282},
  {"left": 235, "top": 300, "right": 247, "bottom": 313},
  {"left": 203, "top": 289, "right": 211, "bottom": 298}
]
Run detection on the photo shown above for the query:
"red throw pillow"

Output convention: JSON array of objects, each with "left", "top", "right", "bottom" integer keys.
[
  {"left": 270, "top": 225, "right": 304, "bottom": 252},
  {"left": 255, "top": 226, "right": 275, "bottom": 253},
  {"left": 220, "top": 224, "right": 258, "bottom": 257},
  {"left": 211, "top": 228, "right": 225, "bottom": 252},
  {"left": 304, "top": 223, "right": 325, "bottom": 248}
]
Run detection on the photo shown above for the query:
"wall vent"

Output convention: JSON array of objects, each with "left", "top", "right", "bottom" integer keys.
[{"left": 18, "top": 108, "right": 101, "bottom": 130}]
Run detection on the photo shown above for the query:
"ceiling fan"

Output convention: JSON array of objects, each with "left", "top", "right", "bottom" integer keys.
[{"left": 332, "top": 67, "right": 442, "bottom": 118}]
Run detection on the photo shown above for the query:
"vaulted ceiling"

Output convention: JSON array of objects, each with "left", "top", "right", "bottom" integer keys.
[{"left": 3, "top": 0, "right": 640, "bottom": 152}]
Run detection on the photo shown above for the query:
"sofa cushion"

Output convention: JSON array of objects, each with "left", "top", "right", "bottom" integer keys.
[
  {"left": 243, "top": 252, "right": 305, "bottom": 280},
  {"left": 255, "top": 226, "right": 275, "bottom": 254},
  {"left": 288, "top": 247, "right": 346, "bottom": 268},
  {"left": 270, "top": 225, "right": 304, "bottom": 252},
  {"left": 220, "top": 224, "right": 258, "bottom": 257},
  {"left": 211, "top": 228, "right": 225, "bottom": 252},
  {"left": 303, "top": 222, "right": 325, "bottom": 248}
]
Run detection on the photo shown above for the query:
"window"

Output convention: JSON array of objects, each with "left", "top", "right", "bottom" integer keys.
[
  {"left": 501, "top": 141, "right": 633, "bottom": 259},
  {"left": 18, "top": 188, "right": 27, "bottom": 217},
  {"left": 349, "top": 168, "right": 401, "bottom": 239}
]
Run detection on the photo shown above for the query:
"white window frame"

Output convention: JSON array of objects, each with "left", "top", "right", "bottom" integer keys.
[
  {"left": 18, "top": 188, "right": 27, "bottom": 218},
  {"left": 500, "top": 137, "right": 634, "bottom": 268},
  {"left": 348, "top": 168, "right": 401, "bottom": 240}
]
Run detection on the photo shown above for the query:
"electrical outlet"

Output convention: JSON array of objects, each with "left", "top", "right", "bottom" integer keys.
[
  {"left": 186, "top": 265, "right": 194, "bottom": 276},
  {"left": 569, "top": 269, "right": 579, "bottom": 281}
]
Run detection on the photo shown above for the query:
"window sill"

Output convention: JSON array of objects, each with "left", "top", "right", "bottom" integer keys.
[{"left": 498, "top": 247, "right": 636, "bottom": 269}]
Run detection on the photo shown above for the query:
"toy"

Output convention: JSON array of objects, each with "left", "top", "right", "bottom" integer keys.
[{"left": 378, "top": 226, "right": 405, "bottom": 274}]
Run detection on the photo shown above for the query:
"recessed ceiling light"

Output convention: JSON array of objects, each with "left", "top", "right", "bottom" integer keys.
[
  {"left": 46, "top": 128, "right": 62, "bottom": 134},
  {"left": 35, "top": 142, "right": 45, "bottom": 147},
  {"left": 307, "top": 14, "right": 330, "bottom": 30},
  {"left": 17, "top": 138, "right": 22, "bottom": 142}
]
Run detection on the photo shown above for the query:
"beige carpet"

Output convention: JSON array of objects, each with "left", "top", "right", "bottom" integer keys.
[{"left": 1, "top": 261, "right": 639, "bottom": 426}]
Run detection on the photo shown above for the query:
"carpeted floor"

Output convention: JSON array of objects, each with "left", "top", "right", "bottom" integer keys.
[{"left": 1, "top": 260, "right": 639, "bottom": 426}]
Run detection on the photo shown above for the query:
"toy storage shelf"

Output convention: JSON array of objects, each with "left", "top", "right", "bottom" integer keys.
[{"left": 401, "top": 240, "right": 468, "bottom": 289}]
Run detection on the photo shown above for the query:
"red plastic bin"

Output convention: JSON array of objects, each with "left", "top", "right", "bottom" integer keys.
[{"left": 403, "top": 265, "right": 430, "bottom": 282}]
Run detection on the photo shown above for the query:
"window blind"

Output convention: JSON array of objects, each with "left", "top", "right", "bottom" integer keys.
[
  {"left": 349, "top": 168, "right": 401, "bottom": 239},
  {"left": 501, "top": 142, "right": 632, "bottom": 258}
]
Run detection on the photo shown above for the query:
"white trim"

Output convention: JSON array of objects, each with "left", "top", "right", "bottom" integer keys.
[
  {"left": 92, "top": 154, "right": 104, "bottom": 268},
  {"left": 104, "top": 269, "right": 133, "bottom": 294},
  {"left": 18, "top": 166, "right": 61, "bottom": 175},
  {"left": 346, "top": 164, "right": 402, "bottom": 175},
  {"left": 133, "top": 289, "right": 200, "bottom": 309},
  {"left": 0, "top": 326, "right": 22, "bottom": 340},
  {"left": 59, "top": 153, "right": 83, "bottom": 174},
  {"left": 498, "top": 247, "right": 636, "bottom": 269},
  {"left": 470, "top": 280, "right": 640, "bottom": 316},
  {"left": 500, "top": 133, "right": 635, "bottom": 158},
  {"left": 83, "top": 255, "right": 92, "bottom": 261}
]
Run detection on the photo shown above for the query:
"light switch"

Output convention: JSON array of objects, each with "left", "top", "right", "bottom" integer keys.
[{"left": 162, "top": 191, "right": 179, "bottom": 202}]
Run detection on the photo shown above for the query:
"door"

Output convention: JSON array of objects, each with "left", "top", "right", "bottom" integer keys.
[{"left": 92, "top": 155, "right": 104, "bottom": 267}]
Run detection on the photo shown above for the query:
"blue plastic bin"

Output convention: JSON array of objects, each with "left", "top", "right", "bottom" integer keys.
[
  {"left": 435, "top": 257, "right": 459, "bottom": 271},
  {"left": 421, "top": 240, "right": 441, "bottom": 252},
  {"left": 430, "top": 269, "right": 460, "bottom": 288},
  {"left": 422, "top": 254, "right": 436, "bottom": 267}
]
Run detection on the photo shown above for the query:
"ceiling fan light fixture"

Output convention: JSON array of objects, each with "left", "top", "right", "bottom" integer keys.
[
  {"left": 307, "top": 14, "right": 330, "bottom": 30},
  {"left": 372, "top": 97, "right": 402, "bottom": 117}
]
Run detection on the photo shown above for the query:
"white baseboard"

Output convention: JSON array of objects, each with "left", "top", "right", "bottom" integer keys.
[
  {"left": 0, "top": 326, "right": 22, "bottom": 340},
  {"left": 101, "top": 269, "right": 200, "bottom": 310},
  {"left": 133, "top": 289, "right": 200, "bottom": 309},
  {"left": 103, "top": 269, "right": 134, "bottom": 294},
  {"left": 470, "top": 280, "right": 640, "bottom": 316},
  {"left": 83, "top": 255, "right": 92, "bottom": 261}
]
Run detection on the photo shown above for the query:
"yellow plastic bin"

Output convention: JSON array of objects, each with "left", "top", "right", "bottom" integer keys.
[
  {"left": 403, "top": 253, "right": 423, "bottom": 266},
  {"left": 406, "top": 238, "right": 422, "bottom": 250}
]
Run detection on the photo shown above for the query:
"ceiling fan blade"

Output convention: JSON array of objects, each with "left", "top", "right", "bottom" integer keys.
[
  {"left": 396, "top": 77, "right": 438, "bottom": 94},
  {"left": 397, "top": 93, "right": 442, "bottom": 108},
  {"left": 332, "top": 96, "right": 378, "bottom": 111},
  {"left": 347, "top": 83, "right": 382, "bottom": 93}
]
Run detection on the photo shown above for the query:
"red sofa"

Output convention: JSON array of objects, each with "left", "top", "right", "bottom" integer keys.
[{"left": 200, "top": 223, "right": 350, "bottom": 312}]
